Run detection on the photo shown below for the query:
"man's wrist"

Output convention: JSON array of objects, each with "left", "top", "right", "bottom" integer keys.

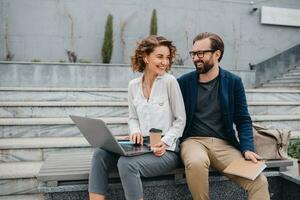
[{"left": 242, "top": 150, "right": 249, "bottom": 157}]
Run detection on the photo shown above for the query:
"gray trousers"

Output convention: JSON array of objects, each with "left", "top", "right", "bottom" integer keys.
[{"left": 89, "top": 148, "right": 179, "bottom": 200}]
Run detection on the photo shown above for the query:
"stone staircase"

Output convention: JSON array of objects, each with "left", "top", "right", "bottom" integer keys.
[
  {"left": 0, "top": 87, "right": 129, "bottom": 199},
  {"left": 262, "top": 66, "right": 300, "bottom": 89},
  {"left": 2, "top": 88, "right": 300, "bottom": 199},
  {"left": 1, "top": 64, "right": 300, "bottom": 199}
]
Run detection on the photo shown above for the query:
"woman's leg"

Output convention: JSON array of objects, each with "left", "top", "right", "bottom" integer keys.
[
  {"left": 89, "top": 148, "right": 119, "bottom": 200},
  {"left": 117, "top": 151, "right": 179, "bottom": 200},
  {"left": 89, "top": 193, "right": 105, "bottom": 200}
]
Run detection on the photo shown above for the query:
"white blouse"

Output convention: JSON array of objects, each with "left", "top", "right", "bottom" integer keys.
[{"left": 127, "top": 73, "right": 186, "bottom": 151}]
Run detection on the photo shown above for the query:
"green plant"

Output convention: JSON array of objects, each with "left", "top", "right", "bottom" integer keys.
[
  {"left": 101, "top": 14, "right": 113, "bottom": 63},
  {"left": 78, "top": 59, "right": 91, "bottom": 63},
  {"left": 150, "top": 9, "right": 157, "bottom": 35},
  {"left": 288, "top": 139, "right": 300, "bottom": 160},
  {"left": 59, "top": 59, "right": 67, "bottom": 63},
  {"left": 31, "top": 59, "right": 41, "bottom": 62}
]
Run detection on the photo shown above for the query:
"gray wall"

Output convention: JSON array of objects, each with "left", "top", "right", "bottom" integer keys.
[
  {"left": 0, "top": 62, "right": 255, "bottom": 88},
  {"left": 1, "top": 0, "right": 300, "bottom": 71}
]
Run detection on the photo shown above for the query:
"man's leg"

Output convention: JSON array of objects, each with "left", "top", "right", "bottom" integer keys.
[
  {"left": 181, "top": 138, "right": 211, "bottom": 200},
  {"left": 209, "top": 138, "right": 270, "bottom": 200}
]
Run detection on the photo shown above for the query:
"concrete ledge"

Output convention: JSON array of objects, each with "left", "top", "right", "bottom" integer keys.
[
  {"left": 0, "top": 194, "right": 44, "bottom": 200},
  {"left": 280, "top": 172, "right": 300, "bottom": 185},
  {"left": 0, "top": 87, "right": 128, "bottom": 91},
  {"left": 252, "top": 114, "right": 300, "bottom": 121},
  {"left": 0, "top": 117, "right": 127, "bottom": 125},
  {"left": 0, "top": 101, "right": 127, "bottom": 107},
  {"left": 0, "top": 161, "right": 42, "bottom": 179},
  {"left": 37, "top": 173, "right": 300, "bottom": 200},
  {"left": 37, "top": 152, "right": 294, "bottom": 184},
  {"left": 0, "top": 137, "right": 90, "bottom": 149},
  {"left": 0, "top": 62, "right": 255, "bottom": 88},
  {"left": 248, "top": 102, "right": 300, "bottom": 106},
  {"left": 2, "top": 87, "right": 300, "bottom": 93},
  {"left": 3, "top": 101, "right": 300, "bottom": 107},
  {"left": 2, "top": 115, "right": 300, "bottom": 125},
  {"left": 0, "top": 63, "right": 193, "bottom": 88},
  {"left": 246, "top": 89, "right": 300, "bottom": 93},
  {"left": 35, "top": 153, "right": 298, "bottom": 200}
]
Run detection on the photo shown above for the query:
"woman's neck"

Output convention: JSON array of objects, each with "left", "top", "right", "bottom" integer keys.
[
  {"left": 143, "top": 70, "right": 157, "bottom": 87},
  {"left": 142, "top": 70, "right": 157, "bottom": 100}
]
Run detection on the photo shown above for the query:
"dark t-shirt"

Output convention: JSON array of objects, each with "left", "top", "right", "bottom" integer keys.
[{"left": 189, "top": 76, "right": 226, "bottom": 139}]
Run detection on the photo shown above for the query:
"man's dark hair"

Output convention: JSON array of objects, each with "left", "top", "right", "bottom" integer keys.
[{"left": 193, "top": 32, "right": 224, "bottom": 62}]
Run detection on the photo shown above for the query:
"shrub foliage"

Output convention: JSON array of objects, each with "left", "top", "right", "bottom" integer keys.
[
  {"left": 150, "top": 9, "right": 157, "bottom": 35},
  {"left": 288, "top": 139, "right": 300, "bottom": 160},
  {"left": 102, "top": 14, "right": 113, "bottom": 63}
]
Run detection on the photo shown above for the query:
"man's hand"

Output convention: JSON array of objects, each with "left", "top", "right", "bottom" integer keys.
[
  {"left": 130, "top": 133, "right": 143, "bottom": 145},
  {"left": 152, "top": 141, "right": 168, "bottom": 157},
  {"left": 244, "top": 151, "right": 262, "bottom": 163}
]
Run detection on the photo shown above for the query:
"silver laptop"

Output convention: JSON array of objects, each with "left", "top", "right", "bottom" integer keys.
[{"left": 70, "top": 115, "right": 151, "bottom": 156}]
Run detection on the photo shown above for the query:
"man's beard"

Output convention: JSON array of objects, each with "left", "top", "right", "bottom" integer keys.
[{"left": 194, "top": 60, "right": 214, "bottom": 74}]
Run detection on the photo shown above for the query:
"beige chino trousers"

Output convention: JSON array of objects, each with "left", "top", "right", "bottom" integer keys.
[{"left": 180, "top": 137, "right": 270, "bottom": 200}]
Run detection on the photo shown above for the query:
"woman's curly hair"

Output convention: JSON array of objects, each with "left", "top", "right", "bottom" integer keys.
[{"left": 131, "top": 35, "right": 176, "bottom": 72}]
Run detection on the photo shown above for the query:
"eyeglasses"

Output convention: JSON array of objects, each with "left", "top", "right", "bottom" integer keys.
[{"left": 189, "top": 50, "right": 215, "bottom": 58}]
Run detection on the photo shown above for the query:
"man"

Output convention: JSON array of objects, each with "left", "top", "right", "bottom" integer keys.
[{"left": 177, "top": 32, "right": 269, "bottom": 200}]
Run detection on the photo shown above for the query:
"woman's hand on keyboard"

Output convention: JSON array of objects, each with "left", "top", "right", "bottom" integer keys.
[{"left": 130, "top": 133, "right": 143, "bottom": 145}]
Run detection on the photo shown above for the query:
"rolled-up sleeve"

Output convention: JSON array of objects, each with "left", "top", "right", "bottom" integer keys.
[{"left": 161, "top": 77, "right": 186, "bottom": 147}]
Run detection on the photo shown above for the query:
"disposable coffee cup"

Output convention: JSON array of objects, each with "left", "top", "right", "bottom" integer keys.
[{"left": 149, "top": 128, "right": 162, "bottom": 148}]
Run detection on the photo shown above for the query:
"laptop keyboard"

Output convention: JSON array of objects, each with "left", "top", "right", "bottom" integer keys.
[{"left": 120, "top": 143, "right": 141, "bottom": 151}]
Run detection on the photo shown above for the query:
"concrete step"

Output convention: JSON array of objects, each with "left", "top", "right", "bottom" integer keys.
[
  {"left": 261, "top": 86, "right": 300, "bottom": 90},
  {"left": 0, "top": 117, "right": 128, "bottom": 138},
  {"left": 268, "top": 79, "right": 300, "bottom": 84},
  {"left": 253, "top": 114, "right": 300, "bottom": 131},
  {"left": 261, "top": 83, "right": 300, "bottom": 89},
  {"left": 1, "top": 114, "right": 300, "bottom": 138},
  {"left": 246, "top": 89, "right": 300, "bottom": 102},
  {"left": 0, "top": 117, "right": 127, "bottom": 125},
  {"left": 0, "top": 62, "right": 194, "bottom": 88},
  {"left": 0, "top": 87, "right": 127, "bottom": 101},
  {"left": 0, "top": 137, "right": 94, "bottom": 162},
  {"left": 0, "top": 101, "right": 128, "bottom": 118},
  {"left": 248, "top": 102, "right": 300, "bottom": 115},
  {"left": 0, "top": 62, "right": 136, "bottom": 88},
  {"left": 287, "top": 69, "right": 300, "bottom": 73},
  {"left": 262, "top": 82, "right": 300, "bottom": 87},
  {"left": 2, "top": 87, "right": 300, "bottom": 102},
  {"left": 274, "top": 76, "right": 300, "bottom": 81},
  {"left": 0, "top": 131, "right": 298, "bottom": 163},
  {"left": 1, "top": 101, "right": 300, "bottom": 118},
  {"left": 290, "top": 130, "right": 300, "bottom": 139},
  {"left": 282, "top": 72, "right": 300, "bottom": 77},
  {"left": 0, "top": 161, "right": 42, "bottom": 195},
  {"left": 0, "top": 194, "right": 44, "bottom": 200}
]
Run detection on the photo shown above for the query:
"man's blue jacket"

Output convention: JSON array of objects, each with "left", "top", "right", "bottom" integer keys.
[{"left": 177, "top": 67, "right": 254, "bottom": 153}]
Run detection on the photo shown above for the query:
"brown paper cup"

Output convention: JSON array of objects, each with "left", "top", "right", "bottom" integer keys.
[{"left": 150, "top": 132, "right": 161, "bottom": 147}]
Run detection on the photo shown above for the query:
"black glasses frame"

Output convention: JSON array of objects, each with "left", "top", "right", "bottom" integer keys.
[{"left": 189, "top": 49, "right": 216, "bottom": 58}]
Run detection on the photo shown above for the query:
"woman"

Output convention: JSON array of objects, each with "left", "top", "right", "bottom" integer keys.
[{"left": 89, "top": 35, "right": 186, "bottom": 200}]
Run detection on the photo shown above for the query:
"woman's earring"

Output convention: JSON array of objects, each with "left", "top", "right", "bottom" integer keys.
[{"left": 144, "top": 58, "right": 149, "bottom": 64}]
